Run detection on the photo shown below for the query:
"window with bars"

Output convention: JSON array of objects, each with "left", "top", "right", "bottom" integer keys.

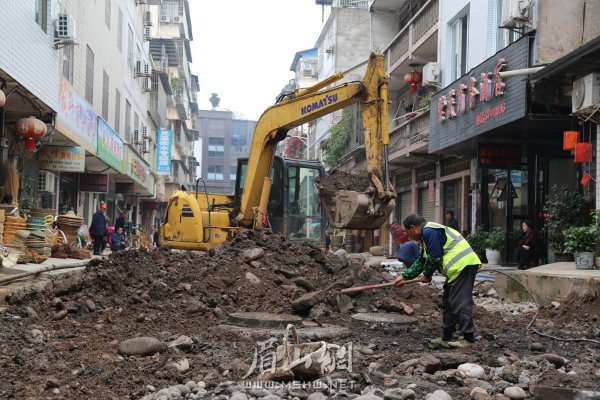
[
  {"left": 115, "top": 89, "right": 121, "bottom": 134},
  {"left": 134, "top": 113, "right": 139, "bottom": 141},
  {"left": 105, "top": 0, "right": 111, "bottom": 28},
  {"left": 208, "top": 165, "right": 224, "bottom": 180},
  {"left": 85, "top": 46, "right": 95, "bottom": 105},
  {"left": 127, "top": 26, "right": 134, "bottom": 71},
  {"left": 35, "top": 0, "right": 48, "bottom": 32},
  {"left": 102, "top": 71, "right": 109, "bottom": 120},
  {"left": 62, "top": 45, "right": 74, "bottom": 83},
  {"left": 117, "top": 8, "right": 123, "bottom": 52},
  {"left": 208, "top": 137, "right": 225, "bottom": 158},
  {"left": 125, "top": 100, "right": 131, "bottom": 142}
]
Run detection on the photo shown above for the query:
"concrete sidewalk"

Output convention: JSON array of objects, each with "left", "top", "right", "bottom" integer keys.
[{"left": 0, "top": 256, "right": 94, "bottom": 306}]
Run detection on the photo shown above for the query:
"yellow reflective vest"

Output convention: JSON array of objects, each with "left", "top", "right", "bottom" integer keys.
[{"left": 422, "top": 222, "right": 481, "bottom": 283}]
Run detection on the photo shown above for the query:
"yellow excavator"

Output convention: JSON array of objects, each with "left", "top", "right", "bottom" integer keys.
[{"left": 159, "top": 52, "right": 396, "bottom": 251}]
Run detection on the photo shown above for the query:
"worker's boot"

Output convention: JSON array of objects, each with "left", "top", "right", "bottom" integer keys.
[
  {"left": 448, "top": 339, "right": 475, "bottom": 348},
  {"left": 430, "top": 338, "right": 450, "bottom": 348}
]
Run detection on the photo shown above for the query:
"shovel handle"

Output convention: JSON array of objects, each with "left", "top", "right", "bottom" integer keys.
[{"left": 340, "top": 279, "right": 420, "bottom": 294}]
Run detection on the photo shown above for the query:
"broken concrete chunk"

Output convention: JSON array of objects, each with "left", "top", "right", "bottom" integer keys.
[
  {"left": 242, "top": 247, "right": 265, "bottom": 262},
  {"left": 168, "top": 335, "right": 194, "bottom": 352},
  {"left": 245, "top": 272, "right": 261, "bottom": 285},
  {"left": 118, "top": 337, "right": 164, "bottom": 356}
]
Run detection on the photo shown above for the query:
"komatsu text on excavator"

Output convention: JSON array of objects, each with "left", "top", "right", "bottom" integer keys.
[{"left": 159, "top": 52, "right": 396, "bottom": 250}]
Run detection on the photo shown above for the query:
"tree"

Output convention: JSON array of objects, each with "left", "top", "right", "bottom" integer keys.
[
  {"left": 209, "top": 93, "right": 221, "bottom": 109},
  {"left": 320, "top": 109, "right": 353, "bottom": 168}
]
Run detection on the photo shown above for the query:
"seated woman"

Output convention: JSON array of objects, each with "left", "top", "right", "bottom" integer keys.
[
  {"left": 110, "top": 227, "right": 127, "bottom": 253},
  {"left": 516, "top": 220, "right": 535, "bottom": 270}
]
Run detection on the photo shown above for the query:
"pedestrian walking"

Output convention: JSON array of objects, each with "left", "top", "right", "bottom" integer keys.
[
  {"left": 89, "top": 204, "right": 107, "bottom": 256},
  {"left": 394, "top": 214, "right": 481, "bottom": 348},
  {"left": 445, "top": 210, "right": 460, "bottom": 232},
  {"left": 516, "top": 220, "right": 535, "bottom": 270}
]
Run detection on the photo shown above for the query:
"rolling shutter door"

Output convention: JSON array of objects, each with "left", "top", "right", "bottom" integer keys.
[
  {"left": 418, "top": 187, "right": 436, "bottom": 223},
  {"left": 398, "top": 191, "right": 412, "bottom": 223}
]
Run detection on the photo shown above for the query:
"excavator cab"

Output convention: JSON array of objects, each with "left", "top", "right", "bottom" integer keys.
[{"left": 234, "top": 155, "right": 326, "bottom": 245}]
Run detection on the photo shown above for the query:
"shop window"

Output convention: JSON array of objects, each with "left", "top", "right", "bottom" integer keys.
[
  {"left": 85, "top": 46, "right": 95, "bottom": 105},
  {"left": 35, "top": 0, "right": 48, "bottom": 32},
  {"left": 208, "top": 137, "right": 225, "bottom": 158},
  {"left": 208, "top": 165, "right": 224, "bottom": 180},
  {"left": 449, "top": 13, "right": 468, "bottom": 81}
]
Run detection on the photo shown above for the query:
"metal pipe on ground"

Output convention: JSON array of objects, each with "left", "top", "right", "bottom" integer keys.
[{"left": 0, "top": 261, "right": 88, "bottom": 286}]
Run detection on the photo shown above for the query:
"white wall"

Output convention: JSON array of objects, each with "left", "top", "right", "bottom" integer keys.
[{"left": 0, "top": 0, "right": 60, "bottom": 111}]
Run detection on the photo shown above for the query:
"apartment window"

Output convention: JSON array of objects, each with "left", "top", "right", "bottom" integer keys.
[
  {"left": 134, "top": 113, "right": 139, "bottom": 141},
  {"left": 102, "top": 71, "right": 109, "bottom": 120},
  {"left": 162, "top": 1, "right": 183, "bottom": 17},
  {"left": 450, "top": 14, "right": 468, "bottom": 81},
  {"left": 105, "top": 0, "right": 111, "bottom": 29},
  {"left": 208, "top": 137, "right": 225, "bottom": 158},
  {"left": 208, "top": 165, "right": 224, "bottom": 180},
  {"left": 85, "top": 46, "right": 95, "bottom": 105},
  {"left": 230, "top": 165, "right": 237, "bottom": 181},
  {"left": 35, "top": 0, "right": 48, "bottom": 32},
  {"left": 495, "top": 0, "right": 519, "bottom": 52},
  {"left": 231, "top": 120, "right": 248, "bottom": 153},
  {"left": 62, "top": 45, "right": 74, "bottom": 83},
  {"left": 115, "top": 90, "right": 121, "bottom": 134},
  {"left": 125, "top": 100, "right": 131, "bottom": 142},
  {"left": 117, "top": 8, "right": 123, "bottom": 52},
  {"left": 127, "top": 26, "right": 134, "bottom": 71}
]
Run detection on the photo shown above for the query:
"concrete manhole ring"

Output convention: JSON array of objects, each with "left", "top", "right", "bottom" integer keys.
[
  {"left": 351, "top": 313, "right": 417, "bottom": 325},
  {"left": 228, "top": 312, "right": 302, "bottom": 329}
]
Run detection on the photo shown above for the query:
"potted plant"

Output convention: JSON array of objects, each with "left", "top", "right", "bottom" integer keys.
[
  {"left": 563, "top": 226, "right": 596, "bottom": 269},
  {"left": 466, "top": 227, "right": 488, "bottom": 263},
  {"left": 544, "top": 185, "right": 591, "bottom": 261},
  {"left": 485, "top": 227, "right": 505, "bottom": 265}
]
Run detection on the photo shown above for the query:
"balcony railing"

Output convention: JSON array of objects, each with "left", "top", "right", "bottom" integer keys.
[
  {"left": 334, "top": 0, "right": 370, "bottom": 9},
  {"left": 389, "top": 112, "right": 429, "bottom": 154},
  {"left": 385, "top": 0, "right": 438, "bottom": 69}
]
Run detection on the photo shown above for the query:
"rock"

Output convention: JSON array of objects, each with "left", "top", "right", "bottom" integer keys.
[
  {"left": 262, "top": 395, "right": 283, "bottom": 400},
  {"left": 25, "top": 306, "right": 38, "bottom": 319},
  {"left": 293, "top": 278, "right": 315, "bottom": 291},
  {"left": 336, "top": 293, "right": 354, "bottom": 313},
  {"left": 383, "top": 378, "right": 398, "bottom": 387},
  {"left": 493, "top": 380, "right": 511, "bottom": 393},
  {"left": 260, "top": 368, "right": 294, "bottom": 382},
  {"left": 469, "top": 387, "right": 490, "bottom": 400},
  {"left": 367, "top": 256, "right": 384, "bottom": 268},
  {"left": 334, "top": 249, "right": 347, "bottom": 259},
  {"left": 503, "top": 386, "right": 526, "bottom": 399},
  {"left": 360, "top": 347, "right": 375, "bottom": 356},
  {"left": 369, "top": 246, "right": 386, "bottom": 256},
  {"left": 529, "top": 342, "right": 545, "bottom": 352},
  {"left": 550, "top": 301, "right": 560, "bottom": 308},
  {"left": 458, "top": 363, "right": 485, "bottom": 379},
  {"left": 168, "top": 335, "right": 194, "bottom": 352},
  {"left": 84, "top": 299, "right": 96, "bottom": 312},
  {"left": 419, "top": 355, "right": 443, "bottom": 373},
  {"left": 540, "top": 353, "right": 565, "bottom": 368},
  {"left": 52, "top": 309, "right": 68, "bottom": 320},
  {"left": 117, "top": 337, "right": 164, "bottom": 356},
  {"left": 436, "top": 352, "right": 473, "bottom": 368},
  {"left": 136, "top": 313, "right": 146, "bottom": 322},
  {"left": 250, "top": 387, "right": 272, "bottom": 397},
  {"left": 230, "top": 391, "right": 249, "bottom": 400},
  {"left": 245, "top": 272, "right": 261, "bottom": 285},
  {"left": 45, "top": 376, "right": 60, "bottom": 389},
  {"left": 51, "top": 298, "right": 64, "bottom": 310},
  {"left": 425, "top": 390, "right": 453, "bottom": 400},
  {"left": 396, "top": 358, "right": 419, "bottom": 372},
  {"left": 383, "top": 388, "right": 416, "bottom": 399},
  {"left": 212, "top": 307, "right": 227, "bottom": 319},
  {"left": 500, "top": 366, "right": 519, "bottom": 383},
  {"left": 250, "top": 260, "right": 262, "bottom": 268},
  {"left": 292, "top": 291, "right": 326, "bottom": 312},
  {"left": 174, "top": 384, "right": 191, "bottom": 396},
  {"left": 307, "top": 393, "right": 327, "bottom": 400},
  {"left": 168, "top": 357, "right": 190, "bottom": 372},
  {"left": 354, "top": 395, "right": 383, "bottom": 400},
  {"left": 243, "top": 247, "right": 265, "bottom": 262}
]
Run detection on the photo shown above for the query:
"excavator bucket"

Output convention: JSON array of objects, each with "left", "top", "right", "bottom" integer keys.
[{"left": 319, "top": 189, "right": 395, "bottom": 230}]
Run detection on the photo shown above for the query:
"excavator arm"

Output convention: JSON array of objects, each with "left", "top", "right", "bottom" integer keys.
[{"left": 236, "top": 52, "right": 395, "bottom": 230}]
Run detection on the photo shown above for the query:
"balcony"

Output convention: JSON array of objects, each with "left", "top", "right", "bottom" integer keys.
[
  {"left": 384, "top": 0, "right": 438, "bottom": 92},
  {"left": 333, "top": 0, "right": 370, "bottom": 9},
  {"left": 388, "top": 111, "right": 430, "bottom": 165}
]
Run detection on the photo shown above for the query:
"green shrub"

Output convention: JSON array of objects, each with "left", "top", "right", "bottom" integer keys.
[
  {"left": 563, "top": 226, "right": 596, "bottom": 254},
  {"left": 466, "top": 227, "right": 488, "bottom": 253},
  {"left": 486, "top": 227, "right": 505, "bottom": 251}
]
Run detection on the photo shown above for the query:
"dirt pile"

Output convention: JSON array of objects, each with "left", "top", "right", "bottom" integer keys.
[{"left": 315, "top": 170, "right": 372, "bottom": 194}]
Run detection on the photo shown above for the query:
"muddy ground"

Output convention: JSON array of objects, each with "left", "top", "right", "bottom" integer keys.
[{"left": 0, "top": 229, "right": 599, "bottom": 399}]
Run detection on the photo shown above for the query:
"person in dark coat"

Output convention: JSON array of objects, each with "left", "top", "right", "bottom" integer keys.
[
  {"left": 115, "top": 211, "right": 128, "bottom": 232},
  {"left": 1, "top": 194, "right": 13, "bottom": 204},
  {"left": 445, "top": 210, "right": 460, "bottom": 232},
  {"left": 396, "top": 240, "right": 421, "bottom": 268},
  {"left": 516, "top": 220, "right": 535, "bottom": 270},
  {"left": 89, "top": 204, "right": 107, "bottom": 255},
  {"left": 110, "top": 227, "right": 127, "bottom": 252}
]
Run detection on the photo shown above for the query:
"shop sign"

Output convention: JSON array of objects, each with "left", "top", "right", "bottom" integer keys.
[
  {"left": 116, "top": 182, "right": 135, "bottom": 194},
  {"left": 97, "top": 118, "right": 124, "bottom": 173},
  {"left": 39, "top": 146, "right": 85, "bottom": 172},
  {"left": 429, "top": 38, "right": 528, "bottom": 152},
  {"left": 127, "top": 147, "right": 150, "bottom": 188},
  {"left": 156, "top": 129, "right": 173, "bottom": 174},
  {"left": 79, "top": 173, "right": 109, "bottom": 193},
  {"left": 538, "top": 212, "right": 555, "bottom": 219},
  {"left": 478, "top": 143, "right": 522, "bottom": 169},
  {"left": 57, "top": 78, "right": 99, "bottom": 154}
]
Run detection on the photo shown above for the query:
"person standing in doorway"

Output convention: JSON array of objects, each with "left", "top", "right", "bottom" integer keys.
[
  {"left": 89, "top": 204, "right": 107, "bottom": 256},
  {"left": 445, "top": 210, "right": 460, "bottom": 232},
  {"left": 115, "top": 211, "right": 128, "bottom": 232},
  {"left": 516, "top": 220, "right": 535, "bottom": 270}
]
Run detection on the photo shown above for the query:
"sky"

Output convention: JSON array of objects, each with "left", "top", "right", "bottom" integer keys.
[{"left": 188, "top": 0, "right": 325, "bottom": 121}]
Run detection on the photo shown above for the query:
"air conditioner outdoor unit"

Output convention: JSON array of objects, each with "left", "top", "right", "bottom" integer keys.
[
  {"left": 142, "top": 77, "right": 152, "bottom": 92},
  {"left": 160, "top": 15, "right": 171, "bottom": 23},
  {"left": 142, "top": 126, "right": 151, "bottom": 140},
  {"left": 133, "top": 129, "right": 142, "bottom": 144},
  {"left": 144, "top": 11, "right": 153, "bottom": 26},
  {"left": 55, "top": 13, "right": 76, "bottom": 42},
  {"left": 144, "top": 26, "right": 152, "bottom": 40},
  {"left": 501, "top": 0, "right": 527, "bottom": 28},
  {"left": 38, "top": 170, "right": 57, "bottom": 193},
  {"left": 572, "top": 73, "right": 600, "bottom": 112},
  {"left": 172, "top": 16, "right": 183, "bottom": 23},
  {"left": 422, "top": 62, "right": 441, "bottom": 87}
]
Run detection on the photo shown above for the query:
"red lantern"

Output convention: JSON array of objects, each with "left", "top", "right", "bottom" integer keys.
[
  {"left": 0, "top": 90, "right": 5, "bottom": 108},
  {"left": 15, "top": 116, "right": 47, "bottom": 150},
  {"left": 404, "top": 70, "right": 422, "bottom": 92},
  {"left": 574, "top": 142, "right": 592, "bottom": 163},
  {"left": 563, "top": 131, "right": 580, "bottom": 150}
]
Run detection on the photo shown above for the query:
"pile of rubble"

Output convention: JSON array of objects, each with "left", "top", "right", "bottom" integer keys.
[{"left": 0, "top": 229, "right": 598, "bottom": 399}]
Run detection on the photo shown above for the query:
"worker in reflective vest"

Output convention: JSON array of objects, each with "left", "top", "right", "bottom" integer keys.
[{"left": 394, "top": 214, "right": 481, "bottom": 348}]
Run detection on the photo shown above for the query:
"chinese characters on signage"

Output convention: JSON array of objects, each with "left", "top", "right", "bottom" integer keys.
[
  {"left": 438, "top": 58, "right": 507, "bottom": 125},
  {"left": 478, "top": 143, "right": 522, "bottom": 168},
  {"left": 115, "top": 182, "right": 135, "bottom": 194},
  {"left": 79, "top": 173, "right": 109, "bottom": 193},
  {"left": 127, "top": 148, "right": 150, "bottom": 188},
  {"left": 97, "top": 118, "right": 124, "bottom": 173},
  {"left": 38, "top": 146, "right": 85, "bottom": 172},
  {"left": 57, "top": 78, "right": 99, "bottom": 154},
  {"left": 156, "top": 129, "right": 173, "bottom": 174}
]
